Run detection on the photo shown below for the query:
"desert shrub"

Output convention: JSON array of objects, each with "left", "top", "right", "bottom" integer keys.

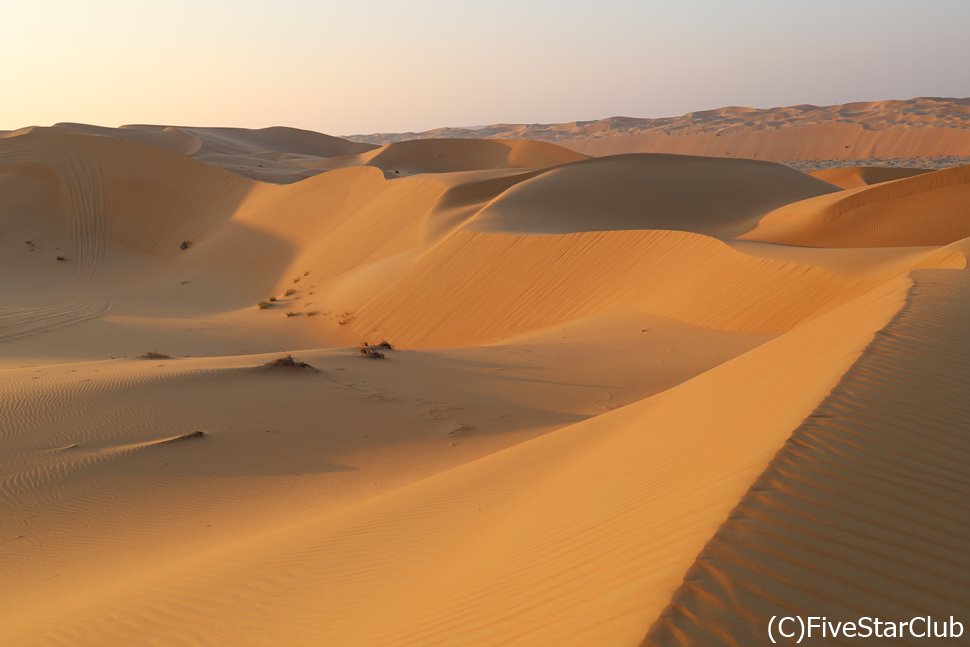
[
  {"left": 358, "top": 343, "right": 385, "bottom": 359},
  {"left": 139, "top": 351, "right": 171, "bottom": 360},
  {"left": 259, "top": 354, "right": 317, "bottom": 371}
]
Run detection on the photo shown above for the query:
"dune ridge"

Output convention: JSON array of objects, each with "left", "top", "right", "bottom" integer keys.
[{"left": 644, "top": 256, "right": 970, "bottom": 646}]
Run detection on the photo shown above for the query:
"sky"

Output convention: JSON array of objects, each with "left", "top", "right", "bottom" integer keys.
[{"left": 3, "top": 0, "right": 969, "bottom": 135}]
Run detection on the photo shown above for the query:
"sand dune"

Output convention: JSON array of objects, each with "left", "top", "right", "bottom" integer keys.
[
  {"left": 350, "top": 97, "right": 970, "bottom": 161},
  {"left": 742, "top": 164, "right": 970, "bottom": 247},
  {"left": 468, "top": 153, "right": 837, "bottom": 234},
  {"left": 51, "top": 122, "right": 378, "bottom": 183},
  {"left": 318, "top": 137, "right": 588, "bottom": 175},
  {"left": 645, "top": 255, "right": 970, "bottom": 647},
  {"left": 3, "top": 121, "right": 970, "bottom": 645},
  {"left": 808, "top": 165, "right": 932, "bottom": 188}
]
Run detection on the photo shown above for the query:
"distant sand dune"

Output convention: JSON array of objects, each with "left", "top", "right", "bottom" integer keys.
[
  {"left": 318, "top": 137, "right": 588, "bottom": 175},
  {"left": 349, "top": 97, "right": 970, "bottom": 161}
]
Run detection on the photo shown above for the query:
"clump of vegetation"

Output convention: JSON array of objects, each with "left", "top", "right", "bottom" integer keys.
[
  {"left": 303, "top": 270, "right": 310, "bottom": 276},
  {"left": 284, "top": 289, "right": 296, "bottom": 297},
  {"left": 258, "top": 300, "right": 273, "bottom": 310},
  {"left": 56, "top": 256, "right": 67, "bottom": 261},
  {"left": 139, "top": 351, "right": 172, "bottom": 360},
  {"left": 258, "top": 354, "right": 317, "bottom": 371},
  {"left": 286, "top": 311, "right": 302, "bottom": 317},
  {"left": 374, "top": 340, "right": 395, "bottom": 351},
  {"left": 306, "top": 311, "right": 320, "bottom": 317},
  {"left": 358, "top": 342, "right": 385, "bottom": 359},
  {"left": 180, "top": 240, "right": 192, "bottom": 250}
]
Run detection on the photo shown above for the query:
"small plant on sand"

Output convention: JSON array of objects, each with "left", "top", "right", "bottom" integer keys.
[
  {"left": 56, "top": 256, "right": 67, "bottom": 261},
  {"left": 292, "top": 276, "right": 301, "bottom": 284},
  {"left": 139, "top": 351, "right": 172, "bottom": 360},
  {"left": 284, "top": 289, "right": 296, "bottom": 297},
  {"left": 358, "top": 343, "right": 385, "bottom": 359},
  {"left": 258, "top": 300, "right": 273, "bottom": 310},
  {"left": 258, "top": 354, "right": 317, "bottom": 371},
  {"left": 180, "top": 240, "right": 192, "bottom": 250},
  {"left": 374, "top": 340, "right": 395, "bottom": 351},
  {"left": 286, "top": 311, "right": 302, "bottom": 317}
]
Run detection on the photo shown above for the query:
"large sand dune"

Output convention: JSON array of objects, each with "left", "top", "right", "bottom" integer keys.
[
  {"left": 742, "top": 164, "right": 970, "bottom": 247},
  {"left": 2, "top": 122, "right": 970, "bottom": 645}
]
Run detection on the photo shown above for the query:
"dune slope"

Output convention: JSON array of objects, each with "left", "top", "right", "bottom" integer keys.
[
  {"left": 468, "top": 153, "right": 837, "bottom": 235},
  {"left": 742, "top": 164, "right": 970, "bottom": 247},
  {"left": 808, "top": 165, "right": 931, "bottom": 188},
  {"left": 645, "top": 257, "right": 970, "bottom": 646}
]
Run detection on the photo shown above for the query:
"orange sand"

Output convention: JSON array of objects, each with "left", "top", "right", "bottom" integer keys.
[{"left": 2, "top": 122, "right": 969, "bottom": 646}]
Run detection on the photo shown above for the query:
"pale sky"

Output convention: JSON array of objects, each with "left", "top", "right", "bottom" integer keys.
[{"left": 3, "top": 0, "right": 969, "bottom": 135}]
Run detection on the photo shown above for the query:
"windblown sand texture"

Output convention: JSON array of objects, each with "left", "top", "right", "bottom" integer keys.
[{"left": 2, "top": 118, "right": 970, "bottom": 646}]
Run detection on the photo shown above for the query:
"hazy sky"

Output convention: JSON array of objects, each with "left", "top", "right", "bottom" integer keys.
[{"left": 3, "top": 0, "right": 969, "bottom": 135}]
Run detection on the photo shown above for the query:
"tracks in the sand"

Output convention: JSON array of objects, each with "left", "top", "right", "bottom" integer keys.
[{"left": 0, "top": 139, "right": 110, "bottom": 341}]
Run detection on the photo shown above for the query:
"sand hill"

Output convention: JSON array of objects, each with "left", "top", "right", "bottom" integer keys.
[
  {"left": 2, "top": 122, "right": 970, "bottom": 646},
  {"left": 351, "top": 97, "right": 970, "bottom": 162}
]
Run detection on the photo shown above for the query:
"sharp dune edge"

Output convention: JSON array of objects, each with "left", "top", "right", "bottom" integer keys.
[{"left": 2, "top": 114, "right": 970, "bottom": 646}]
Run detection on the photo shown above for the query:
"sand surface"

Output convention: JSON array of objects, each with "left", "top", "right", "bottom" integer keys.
[
  {"left": 351, "top": 97, "right": 970, "bottom": 162},
  {"left": 2, "top": 123, "right": 970, "bottom": 645}
]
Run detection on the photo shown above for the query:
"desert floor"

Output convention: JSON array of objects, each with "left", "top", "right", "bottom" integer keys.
[{"left": 2, "top": 122, "right": 970, "bottom": 646}]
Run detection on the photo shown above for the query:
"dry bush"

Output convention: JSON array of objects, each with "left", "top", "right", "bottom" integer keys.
[
  {"left": 139, "top": 351, "right": 171, "bottom": 360},
  {"left": 358, "top": 343, "right": 385, "bottom": 359},
  {"left": 258, "top": 354, "right": 317, "bottom": 371}
]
